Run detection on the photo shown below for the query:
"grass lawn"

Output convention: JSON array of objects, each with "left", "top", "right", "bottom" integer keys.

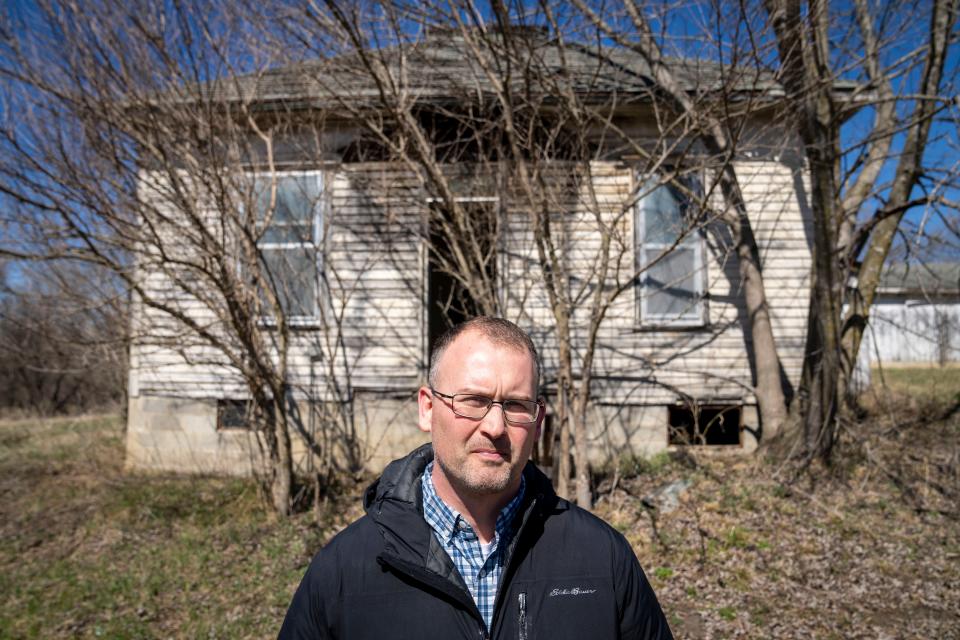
[
  {"left": 869, "top": 365, "right": 960, "bottom": 405},
  {"left": 0, "top": 415, "right": 353, "bottom": 639},
  {"left": 1, "top": 376, "right": 958, "bottom": 638}
]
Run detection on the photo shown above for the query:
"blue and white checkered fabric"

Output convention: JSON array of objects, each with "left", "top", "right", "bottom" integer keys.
[{"left": 421, "top": 461, "right": 525, "bottom": 632}]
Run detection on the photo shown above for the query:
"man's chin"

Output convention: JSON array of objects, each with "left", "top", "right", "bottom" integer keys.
[
  {"left": 459, "top": 466, "right": 514, "bottom": 496},
  {"left": 465, "top": 479, "right": 513, "bottom": 496},
  {"left": 436, "top": 456, "right": 517, "bottom": 497}
]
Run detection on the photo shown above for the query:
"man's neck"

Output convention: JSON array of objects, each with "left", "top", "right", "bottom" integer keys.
[{"left": 430, "top": 467, "right": 520, "bottom": 544}]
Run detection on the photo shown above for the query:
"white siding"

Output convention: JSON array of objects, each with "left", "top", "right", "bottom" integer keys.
[
  {"left": 130, "top": 150, "right": 813, "bottom": 411},
  {"left": 864, "top": 296, "right": 960, "bottom": 364},
  {"left": 503, "top": 157, "right": 811, "bottom": 406},
  {"left": 129, "top": 164, "right": 425, "bottom": 400}
]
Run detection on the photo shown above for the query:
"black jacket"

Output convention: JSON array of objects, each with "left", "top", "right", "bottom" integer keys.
[{"left": 278, "top": 445, "right": 672, "bottom": 639}]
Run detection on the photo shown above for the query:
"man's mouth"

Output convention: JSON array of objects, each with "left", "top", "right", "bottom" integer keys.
[{"left": 471, "top": 448, "right": 509, "bottom": 461}]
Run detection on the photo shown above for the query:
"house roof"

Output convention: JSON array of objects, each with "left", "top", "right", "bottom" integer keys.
[
  {"left": 201, "top": 27, "right": 858, "bottom": 109},
  {"left": 878, "top": 262, "right": 960, "bottom": 296}
]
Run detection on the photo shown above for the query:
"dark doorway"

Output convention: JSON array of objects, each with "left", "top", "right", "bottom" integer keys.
[
  {"left": 668, "top": 404, "right": 742, "bottom": 446},
  {"left": 426, "top": 199, "right": 498, "bottom": 360}
]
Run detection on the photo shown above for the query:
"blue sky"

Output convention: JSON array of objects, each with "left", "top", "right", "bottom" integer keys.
[{"left": 2, "top": 0, "right": 957, "bottom": 294}]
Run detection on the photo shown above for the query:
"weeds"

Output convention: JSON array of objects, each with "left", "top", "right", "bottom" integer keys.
[
  {"left": 2, "top": 367, "right": 958, "bottom": 639},
  {"left": 592, "top": 369, "right": 960, "bottom": 638},
  {"left": 0, "top": 415, "right": 359, "bottom": 639}
]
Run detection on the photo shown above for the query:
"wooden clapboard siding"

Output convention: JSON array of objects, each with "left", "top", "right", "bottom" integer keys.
[
  {"left": 502, "top": 156, "right": 810, "bottom": 405},
  {"left": 131, "top": 146, "right": 811, "bottom": 409},
  {"left": 130, "top": 165, "right": 426, "bottom": 400},
  {"left": 865, "top": 296, "right": 960, "bottom": 364}
]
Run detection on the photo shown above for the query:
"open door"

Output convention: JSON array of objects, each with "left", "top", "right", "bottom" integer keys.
[{"left": 426, "top": 198, "right": 498, "bottom": 360}]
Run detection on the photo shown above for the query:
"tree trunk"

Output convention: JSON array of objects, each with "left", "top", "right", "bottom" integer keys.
[
  {"left": 763, "top": 0, "right": 844, "bottom": 462},
  {"left": 797, "top": 151, "right": 843, "bottom": 461},
  {"left": 719, "top": 171, "right": 789, "bottom": 439},
  {"left": 739, "top": 244, "right": 789, "bottom": 439},
  {"left": 838, "top": 218, "right": 897, "bottom": 386},
  {"left": 573, "top": 392, "right": 591, "bottom": 509},
  {"left": 555, "top": 330, "right": 573, "bottom": 501},
  {"left": 798, "top": 279, "right": 841, "bottom": 460},
  {"left": 270, "top": 396, "right": 293, "bottom": 517}
]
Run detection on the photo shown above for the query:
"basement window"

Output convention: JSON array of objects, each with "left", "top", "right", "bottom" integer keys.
[
  {"left": 668, "top": 404, "right": 742, "bottom": 446},
  {"left": 217, "top": 400, "right": 253, "bottom": 430},
  {"left": 216, "top": 399, "right": 276, "bottom": 431}
]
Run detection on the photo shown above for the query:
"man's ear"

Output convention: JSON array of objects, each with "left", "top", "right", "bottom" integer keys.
[{"left": 417, "top": 386, "right": 434, "bottom": 433}]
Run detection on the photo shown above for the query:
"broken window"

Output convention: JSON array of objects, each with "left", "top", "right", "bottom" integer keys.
[
  {"left": 668, "top": 404, "right": 741, "bottom": 446},
  {"left": 217, "top": 399, "right": 252, "bottom": 430},
  {"left": 216, "top": 399, "right": 274, "bottom": 431}
]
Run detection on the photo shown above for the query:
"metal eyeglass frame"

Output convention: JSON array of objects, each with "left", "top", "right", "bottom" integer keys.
[{"left": 429, "top": 388, "right": 542, "bottom": 425}]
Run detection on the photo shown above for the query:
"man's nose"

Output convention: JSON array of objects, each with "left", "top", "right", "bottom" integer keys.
[{"left": 478, "top": 403, "right": 508, "bottom": 438}]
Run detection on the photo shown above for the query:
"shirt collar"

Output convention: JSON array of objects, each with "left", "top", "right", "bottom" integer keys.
[{"left": 421, "top": 461, "right": 526, "bottom": 542}]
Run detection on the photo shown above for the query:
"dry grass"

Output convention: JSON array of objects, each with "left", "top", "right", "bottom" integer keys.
[
  {"left": 2, "top": 370, "right": 958, "bottom": 638},
  {"left": 868, "top": 365, "right": 960, "bottom": 406},
  {"left": 596, "top": 369, "right": 960, "bottom": 639},
  {"left": 0, "top": 415, "right": 362, "bottom": 639}
]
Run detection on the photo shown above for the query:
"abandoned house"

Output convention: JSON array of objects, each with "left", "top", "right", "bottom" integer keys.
[{"left": 124, "top": 28, "right": 843, "bottom": 476}]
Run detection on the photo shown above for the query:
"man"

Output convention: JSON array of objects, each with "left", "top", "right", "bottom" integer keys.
[{"left": 279, "top": 317, "right": 672, "bottom": 639}]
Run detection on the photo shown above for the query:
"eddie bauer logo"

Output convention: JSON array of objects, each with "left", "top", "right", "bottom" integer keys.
[{"left": 548, "top": 587, "right": 597, "bottom": 597}]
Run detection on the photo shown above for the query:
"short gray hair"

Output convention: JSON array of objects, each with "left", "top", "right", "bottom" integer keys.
[{"left": 428, "top": 317, "right": 540, "bottom": 394}]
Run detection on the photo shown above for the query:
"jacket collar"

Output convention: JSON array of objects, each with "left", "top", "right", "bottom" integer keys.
[
  {"left": 363, "top": 443, "right": 563, "bottom": 568},
  {"left": 363, "top": 444, "right": 565, "bottom": 625}
]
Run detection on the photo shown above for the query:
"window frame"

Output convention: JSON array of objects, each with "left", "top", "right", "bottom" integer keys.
[
  {"left": 634, "top": 172, "right": 708, "bottom": 328},
  {"left": 250, "top": 170, "right": 327, "bottom": 326}
]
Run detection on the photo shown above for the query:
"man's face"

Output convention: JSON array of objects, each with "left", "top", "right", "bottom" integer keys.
[{"left": 418, "top": 331, "right": 541, "bottom": 501}]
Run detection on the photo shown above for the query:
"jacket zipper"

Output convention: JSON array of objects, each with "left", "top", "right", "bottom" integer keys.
[
  {"left": 489, "top": 492, "right": 546, "bottom": 636},
  {"left": 518, "top": 592, "right": 528, "bottom": 640}
]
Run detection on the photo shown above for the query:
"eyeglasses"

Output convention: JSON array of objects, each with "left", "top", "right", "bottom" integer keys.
[{"left": 430, "top": 388, "right": 541, "bottom": 425}]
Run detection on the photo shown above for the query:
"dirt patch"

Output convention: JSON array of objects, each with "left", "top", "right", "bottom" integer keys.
[{"left": 596, "top": 392, "right": 960, "bottom": 639}]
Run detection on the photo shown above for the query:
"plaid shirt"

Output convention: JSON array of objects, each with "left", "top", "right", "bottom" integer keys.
[{"left": 421, "top": 461, "right": 525, "bottom": 633}]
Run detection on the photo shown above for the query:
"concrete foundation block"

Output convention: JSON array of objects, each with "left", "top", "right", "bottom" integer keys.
[{"left": 125, "top": 393, "right": 753, "bottom": 478}]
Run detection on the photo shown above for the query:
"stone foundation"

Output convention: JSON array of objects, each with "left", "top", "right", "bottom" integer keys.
[{"left": 125, "top": 396, "right": 257, "bottom": 475}]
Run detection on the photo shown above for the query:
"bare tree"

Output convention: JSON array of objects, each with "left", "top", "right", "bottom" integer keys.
[
  {"left": 761, "top": 0, "right": 959, "bottom": 461},
  {"left": 0, "top": 262, "right": 126, "bottom": 415},
  {"left": 0, "top": 0, "right": 408, "bottom": 514},
  {"left": 564, "top": 0, "right": 960, "bottom": 466},
  {"left": 558, "top": 0, "right": 796, "bottom": 498},
  {"left": 280, "top": 1, "right": 794, "bottom": 506}
]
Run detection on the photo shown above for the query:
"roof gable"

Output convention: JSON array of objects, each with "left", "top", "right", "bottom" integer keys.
[{"left": 201, "top": 27, "right": 846, "bottom": 109}]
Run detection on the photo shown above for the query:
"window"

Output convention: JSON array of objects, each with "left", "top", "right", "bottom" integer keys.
[
  {"left": 217, "top": 399, "right": 253, "bottom": 430},
  {"left": 217, "top": 398, "right": 274, "bottom": 430},
  {"left": 635, "top": 174, "right": 705, "bottom": 326},
  {"left": 254, "top": 173, "right": 324, "bottom": 320},
  {"left": 668, "top": 404, "right": 742, "bottom": 446}
]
